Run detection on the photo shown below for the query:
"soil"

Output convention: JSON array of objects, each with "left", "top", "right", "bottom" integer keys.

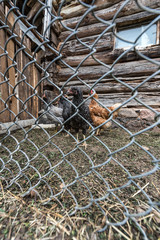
[{"left": 0, "top": 125, "right": 160, "bottom": 239}]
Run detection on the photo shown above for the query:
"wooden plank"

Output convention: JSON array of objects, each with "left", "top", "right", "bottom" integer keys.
[
  {"left": 0, "top": 28, "right": 10, "bottom": 122},
  {"left": 43, "top": 0, "right": 52, "bottom": 39},
  {"left": 59, "top": 45, "right": 160, "bottom": 67},
  {"left": 19, "top": 51, "right": 29, "bottom": 120},
  {"left": 26, "top": 38, "right": 33, "bottom": 119},
  {"left": 7, "top": 11, "right": 18, "bottom": 121},
  {"left": 27, "top": 1, "right": 43, "bottom": 21},
  {"left": 57, "top": 58, "right": 160, "bottom": 81},
  {"left": 3, "top": 2, "right": 56, "bottom": 58},
  {"left": 0, "top": 8, "right": 44, "bottom": 66},
  {"left": 32, "top": 63, "right": 39, "bottom": 118}
]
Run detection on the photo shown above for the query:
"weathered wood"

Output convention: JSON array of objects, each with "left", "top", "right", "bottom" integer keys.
[
  {"left": 26, "top": 0, "right": 36, "bottom": 8},
  {"left": 60, "top": 0, "right": 121, "bottom": 19},
  {"left": 43, "top": 0, "right": 52, "bottom": 39},
  {"left": 60, "top": 32, "right": 113, "bottom": 56},
  {"left": 52, "top": 0, "right": 59, "bottom": 11},
  {"left": 4, "top": 1, "right": 57, "bottom": 57},
  {"left": 59, "top": 75, "right": 160, "bottom": 86},
  {"left": 61, "top": 0, "right": 160, "bottom": 31},
  {"left": 33, "top": 123, "right": 57, "bottom": 129},
  {"left": 60, "top": 11, "right": 156, "bottom": 41},
  {"left": 0, "top": 8, "right": 43, "bottom": 67},
  {"left": 0, "top": 29, "right": 10, "bottom": 122},
  {"left": 7, "top": 10, "right": 19, "bottom": 121},
  {"left": 7, "top": 39, "right": 17, "bottom": 120},
  {"left": 20, "top": 52, "right": 29, "bottom": 120},
  {"left": 32, "top": 63, "right": 39, "bottom": 118},
  {"left": 89, "top": 92, "right": 160, "bottom": 108},
  {"left": 50, "top": 28, "right": 59, "bottom": 46},
  {"left": 0, "top": 119, "right": 35, "bottom": 135},
  {"left": 57, "top": 58, "right": 160, "bottom": 81},
  {"left": 90, "top": 80, "right": 160, "bottom": 93},
  {"left": 59, "top": 45, "right": 160, "bottom": 67},
  {"left": 60, "top": 22, "right": 108, "bottom": 41},
  {"left": 27, "top": 1, "right": 43, "bottom": 21}
]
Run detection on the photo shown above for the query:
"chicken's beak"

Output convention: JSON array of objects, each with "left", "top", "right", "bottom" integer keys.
[
  {"left": 64, "top": 94, "right": 69, "bottom": 99},
  {"left": 66, "top": 88, "right": 72, "bottom": 95}
]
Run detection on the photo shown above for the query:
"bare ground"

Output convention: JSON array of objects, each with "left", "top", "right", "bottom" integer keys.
[{"left": 0, "top": 125, "right": 160, "bottom": 239}]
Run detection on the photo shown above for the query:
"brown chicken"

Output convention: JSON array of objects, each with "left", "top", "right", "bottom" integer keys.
[{"left": 89, "top": 90, "right": 121, "bottom": 135}]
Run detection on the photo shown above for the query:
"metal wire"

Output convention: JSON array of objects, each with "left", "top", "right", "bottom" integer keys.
[{"left": 0, "top": 0, "right": 160, "bottom": 238}]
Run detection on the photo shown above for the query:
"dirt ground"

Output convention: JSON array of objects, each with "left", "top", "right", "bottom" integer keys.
[{"left": 0, "top": 125, "right": 160, "bottom": 239}]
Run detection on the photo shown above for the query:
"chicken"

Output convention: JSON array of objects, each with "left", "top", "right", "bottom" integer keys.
[
  {"left": 58, "top": 95, "right": 71, "bottom": 134},
  {"left": 89, "top": 90, "right": 121, "bottom": 135},
  {"left": 66, "top": 87, "right": 92, "bottom": 149},
  {"left": 38, "top": 92, "right": 64, "bottom": 126}
]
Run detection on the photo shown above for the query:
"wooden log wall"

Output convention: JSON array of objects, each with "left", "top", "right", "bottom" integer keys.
[
  {"left": 0, "top": 4, "right": 42, "bottom": 123},
  {"left": 55, "top": 0, "right": 160, "bottom": 109}
]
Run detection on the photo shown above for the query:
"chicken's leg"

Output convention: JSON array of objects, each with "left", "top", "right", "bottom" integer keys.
[
  {"left": 96, "top": 128, "right": 101, "bottom": 136},
  {"left": 76, "top": 133, "right": 79, "bottom": 142},
  {"left": 81, "top": 134, "right": 88, "bottom": 149}
]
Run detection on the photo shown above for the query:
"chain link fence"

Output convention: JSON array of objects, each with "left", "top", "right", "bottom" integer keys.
[{"left": 0, "top": 0, "right": 160, "bottom": 238}]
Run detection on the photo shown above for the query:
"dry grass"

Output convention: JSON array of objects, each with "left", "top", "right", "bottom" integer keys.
[{"left": 0, "top": 126, "right": 160, "bottom": 239}]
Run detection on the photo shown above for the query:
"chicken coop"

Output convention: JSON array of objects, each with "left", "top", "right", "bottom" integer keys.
[{"left": 0, "top": 0, "right": 160, "bottom": 239}]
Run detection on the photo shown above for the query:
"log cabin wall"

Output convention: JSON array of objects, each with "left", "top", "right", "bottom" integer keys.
[{"left": 48, "top": 0, "right": 160, "bottom": 127}]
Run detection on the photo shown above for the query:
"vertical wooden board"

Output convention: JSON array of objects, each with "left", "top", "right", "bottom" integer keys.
[
  {"left": 16, "top": 30, "right": 24, "bottom": 120},
  {"left": 26, "top": 38, "right": 33, "bottom": 119},
  {"left": 21, "top": 53, "right": 29, "bottom": 120},
  {"left": 6, "top": 7, "right": 18, "bottom": 121},
  {"left": 32, "top": 63, "right": 37, "bottom": 118},
  {"left": 0, "top": 28, "right": 10, "bottom": 123},
  {"left": 7, "top": 33, "right": 17, "bottom": 121}
]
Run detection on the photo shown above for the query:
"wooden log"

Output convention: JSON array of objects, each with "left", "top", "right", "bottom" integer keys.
[
  {"left": 89, "top": 92, "right": 160, "bottom": 107},
  {"left": 60, "top": 22, "right": 107, "bottom": 41},
  {"left": 59, "top": 45, "right": 160, "bottom": 67},
  {"left": 57, "top": 58, "right": 160, "bottom": 81},
  {"left": 60, "top": 32, "right": 113, "bottom": 56},
  {"left": 89, "top": 80, "right": 160, "bottom": 93},
  {"left": 59, "top": 75, "right": 160, "bottom": 86},
  {"left": 60, "top": 11, "right": 156, "bottom": 41},
  {"left": 60, "top": 0, "right": 121, "bottom": 19},
  {"left": 0, "top": 119, "right": 35, "bottom": 135},
  {"left": 61, "top": 0, "right": 160, "bottom": 31}
]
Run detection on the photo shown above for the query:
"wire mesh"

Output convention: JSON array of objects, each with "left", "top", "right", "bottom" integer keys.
[{"left": 0, "top": 0, "right": 160, "bottom": 238}]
